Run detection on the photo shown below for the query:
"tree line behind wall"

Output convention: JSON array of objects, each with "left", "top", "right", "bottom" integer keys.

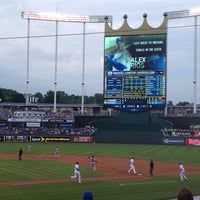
[
  {"left": 0, "top": 88, "right": 103, "bottom": 105},
  {"left": 0, "top": 88, "right": 191, "bottom": 106}
]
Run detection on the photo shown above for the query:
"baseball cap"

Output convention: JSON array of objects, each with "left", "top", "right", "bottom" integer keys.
[{"left": 116, "top": 37, "right": 124, "bottom": 43}]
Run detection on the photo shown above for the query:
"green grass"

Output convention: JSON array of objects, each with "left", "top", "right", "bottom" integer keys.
[{"left": 0, "top": 143, "right": 200, "bottom": 200}]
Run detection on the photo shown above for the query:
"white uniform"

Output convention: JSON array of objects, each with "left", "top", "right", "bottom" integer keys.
[
  {"left": 70, "top": 162, "right": 81, "bottom": 183},
  {"left": 128, "top": 157, "right": 137, "bottom": 174},
  {"left": 179, "top": 163, "right": 187, "bottom": 181}
]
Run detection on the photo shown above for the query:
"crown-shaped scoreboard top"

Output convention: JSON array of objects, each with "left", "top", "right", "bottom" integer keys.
[{"left": 104, "top": 13, "right": 168, "bottom": 36}]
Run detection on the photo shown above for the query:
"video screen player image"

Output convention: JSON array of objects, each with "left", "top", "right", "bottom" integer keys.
[{"left": 104, "top": 34, "right": 166, "bottom": 112}]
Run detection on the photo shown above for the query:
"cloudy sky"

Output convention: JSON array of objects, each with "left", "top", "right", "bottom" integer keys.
[{"left": 0, "top": 0, "right": 200, "bottom": 104}]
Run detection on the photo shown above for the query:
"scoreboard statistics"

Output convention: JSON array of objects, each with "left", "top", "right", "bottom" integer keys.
[{"left": 104, "top": 34, "right": 166, "bottom": 112}]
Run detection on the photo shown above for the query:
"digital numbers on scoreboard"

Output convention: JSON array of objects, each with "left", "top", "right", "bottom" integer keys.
[{"left": 104, "top": 70, "right": 165, "bottom": 112}]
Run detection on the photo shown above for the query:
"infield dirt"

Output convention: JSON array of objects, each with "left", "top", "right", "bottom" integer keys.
[{"left": 0, "top": 154, "right": 200, "bottom": 186}]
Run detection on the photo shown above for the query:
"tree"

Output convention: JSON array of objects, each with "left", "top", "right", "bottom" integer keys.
[
  {"left": 167, "top": 100, "right": 173, "bottom": 106},
  {"left": 34, "top": 92, "right": 45, "bottom": 103},
  {"left": 11, "top": 92, "right": 24, "bottom": 103},
  {"left": 57, "top": 91, "right": 67, "bottom": 103},
  {"left": 44, "top": 90, "right": 54, "bottom": 103},
  {"left": 176, "top": 101, "right": 190, "bottom": 106},
  {"left": 0, "top": 88, "right": 5, "bottom": 102},
  {"left": 94, "top": 93, "right": 103, "bottom": 105}
]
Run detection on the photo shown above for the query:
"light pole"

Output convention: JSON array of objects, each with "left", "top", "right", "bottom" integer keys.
[
  {"left": 21, "top": 11, "right": 112, "bottom": 113},
  {"left": 167, "top": 8, "right": 200, "bottom": 114},
  {"left": 54, "top": 21, "right": 58, "bottom": 112},
  {"left": 25, "top": 18, "right": 30, "bottom": 106}
]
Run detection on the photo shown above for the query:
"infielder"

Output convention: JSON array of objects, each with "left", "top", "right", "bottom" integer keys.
[
  {"left": 27, "top": 143, "right": 32, "bottom": 153},
  {"left": 128, "top": 156, "right": 137, "bottom": 174},
  {"left": 54, "top": 146, "right": 59, "bottom": 157},
  {"left": 70, "top": 162, "right": 82, "bottom": 183},
  {"left": 179, "top": 162, "right": 188, "bottom": 181},
  {"left": 88, "top": 156, "right": 97, "bottom": 172}
]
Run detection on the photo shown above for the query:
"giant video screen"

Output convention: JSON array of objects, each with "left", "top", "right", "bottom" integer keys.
[{"left": 104, "top": 34, "right": 166, "bottom": 112}]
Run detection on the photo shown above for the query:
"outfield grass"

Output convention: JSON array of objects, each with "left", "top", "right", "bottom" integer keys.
[{"left": 0, "top": 142, "right": 200, "bottom": 200}]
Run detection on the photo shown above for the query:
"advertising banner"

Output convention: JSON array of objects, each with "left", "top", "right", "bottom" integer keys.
[
  {"left": 73, "top": 136, "right": 92, "bottom": 143},
  {"left": 162, "top": 137, "right": 185, "bottom": 145},
  {"left": 186, "top": 138, "right": 200, "bottom": 146}
]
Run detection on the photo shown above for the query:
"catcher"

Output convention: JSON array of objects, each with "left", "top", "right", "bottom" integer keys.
[{"left": 88, "top": 156, "right": 98, "bottom": 172}]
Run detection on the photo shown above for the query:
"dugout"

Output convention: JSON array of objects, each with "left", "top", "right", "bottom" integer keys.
[{"left": 90, "top": 111, "right": 173, "bottom": 144}]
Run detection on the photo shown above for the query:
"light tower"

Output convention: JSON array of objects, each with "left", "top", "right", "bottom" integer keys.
[
  {"left": 21, "top": 11, "right": 112, "bottom": 113},
  {"left": 167, "top": 8, "right": 200, "bottom": 114}
]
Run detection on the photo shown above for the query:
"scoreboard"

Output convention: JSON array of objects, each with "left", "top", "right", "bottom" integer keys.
[{"left": 104, "top": 34, "right": 166, "bottom": 112}]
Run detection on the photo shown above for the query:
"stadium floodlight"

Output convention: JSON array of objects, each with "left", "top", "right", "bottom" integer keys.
[
  {"left": 189, "top": 7, "right": 200, "bottom": 16},
  {"left": 166, "top": 8, "right": 200, "bottom": 114},
  {"left": 21, "top": 11, "right": 112, "bottom": 23},
  {"left": 21, "top": 11, "right": 112, "bottom": 113}
]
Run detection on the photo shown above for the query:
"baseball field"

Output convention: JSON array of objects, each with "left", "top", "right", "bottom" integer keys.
[{"left": 0, "top": 142, "right": 200, "bottom": 200}]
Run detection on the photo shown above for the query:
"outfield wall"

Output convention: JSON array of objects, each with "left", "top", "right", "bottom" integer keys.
[
  {"left": 90, "top": 111, "right": 173, "bottom": 144},
  {"left": 0, "top": 135, "right": 92, "bottom": 143}
]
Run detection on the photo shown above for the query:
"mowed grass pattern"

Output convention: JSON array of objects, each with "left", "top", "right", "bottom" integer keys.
[{"left": 0, "top": 143, "right": 200, "bottom": 200}]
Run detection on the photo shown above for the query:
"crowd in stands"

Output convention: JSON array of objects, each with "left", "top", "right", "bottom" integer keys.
[
  {"left": 0, "top": 108, "right": 74, "bottom": 121},
  {"left": 0, "top": 126, "right": 95, "bottom": 136},
  {"left": 161, "top": 128, "right": 200, "bottom": 137},
  {"left": 0, "top": 108, "right": 95, "bottom": 136},
  {"left": 0, "top": 108, "right": 12, "bottom": 120},
  {"left": 46, "top": 109, "right": 74, "bottom": 121}
]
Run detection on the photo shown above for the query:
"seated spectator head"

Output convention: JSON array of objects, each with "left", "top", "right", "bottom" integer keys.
[
  {"left": 177, "top": 187, "right": 193, "bottom": 200},
  {"left": 83, "top": 191, "right": 93, "bottom": 200}
]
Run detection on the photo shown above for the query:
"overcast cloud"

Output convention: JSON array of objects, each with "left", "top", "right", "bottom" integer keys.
[{"left": 0, "top": 0, "right": 200, "bottom": 104}]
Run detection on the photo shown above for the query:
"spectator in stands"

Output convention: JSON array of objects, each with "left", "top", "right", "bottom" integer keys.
[
  {"left": 83, "top": 192, "right": 93, "bottom": 200},
  {"left": 177, "top": 187, "right": 193, "bottom": 200}
]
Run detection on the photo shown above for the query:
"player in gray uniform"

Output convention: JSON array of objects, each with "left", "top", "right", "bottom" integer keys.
[
  {"left": 54, "top": 146, "right": 59, "bottom": 157},
  {"left": 88, "top": 156, "right": 97, "bottom": 172},
  {"left": 27, "top": 143, "right": 32, "bottom": 153}
]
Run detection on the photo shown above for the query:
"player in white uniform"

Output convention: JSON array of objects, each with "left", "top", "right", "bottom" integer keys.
[
  {"left": 128, "top": 157, "right": 137, "bottom": 174},
  {"left": 179, "top": 162, "right": 188, "bottom": 181},
  {"left": 70, "top": 162, "right": 82, "bottom": 183}
]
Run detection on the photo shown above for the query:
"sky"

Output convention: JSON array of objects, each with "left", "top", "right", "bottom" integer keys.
[{"left": 0, "top": 0, "right": 200, "bottom": 104}]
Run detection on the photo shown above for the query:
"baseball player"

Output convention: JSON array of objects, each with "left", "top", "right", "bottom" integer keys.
[
  {"left": 149, "top": 159, "right": 154, "bottom": 177},
  {"left": 179, "top": 162, "right": 188, "bottom": 181},
  {"left": 54, "top": 146, "right": 59, "bottom": 157},
  {"left": 128, "top": 156, "right": 137, "bottom": 174},
  {"left": 27, "top": 143, "right": 32, "bottom": 153},
  {"left": 88, "top": 156, "right": 98, "bottom": 172},
  {"left": 70, "top": 162, "right": 82, "bottom": 183}
]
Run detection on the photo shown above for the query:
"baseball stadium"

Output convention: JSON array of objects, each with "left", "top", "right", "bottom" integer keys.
[{"left": 0, "top": 10, "right": 200, "bottom": 200}]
